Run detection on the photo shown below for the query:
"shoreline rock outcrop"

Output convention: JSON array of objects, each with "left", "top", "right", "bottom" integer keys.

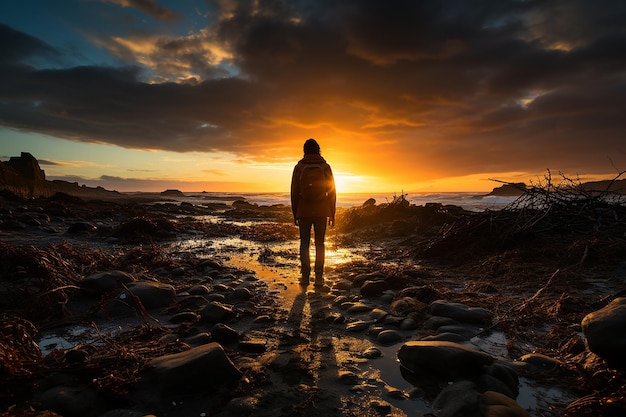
[{"left": 0, "top": 152, "right": 120, "bottom": 199}]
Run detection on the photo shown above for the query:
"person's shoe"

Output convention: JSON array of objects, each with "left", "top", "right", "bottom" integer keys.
[{"left": 314, "top": 284, "right": 331, "bottom": 293}]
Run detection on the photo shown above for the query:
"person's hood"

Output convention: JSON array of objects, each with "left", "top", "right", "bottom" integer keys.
[{"left": 299, "top": 154, "right": 327, "bottom": 164}]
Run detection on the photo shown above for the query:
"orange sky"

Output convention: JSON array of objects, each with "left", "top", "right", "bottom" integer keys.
[{"left": 1, "top": 1, "right": 625, "bottom": 193}]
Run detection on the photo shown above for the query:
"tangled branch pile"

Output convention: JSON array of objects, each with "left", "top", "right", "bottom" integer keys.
[{"left": 417, "top": 171, "right": 626, "bottom": 264}]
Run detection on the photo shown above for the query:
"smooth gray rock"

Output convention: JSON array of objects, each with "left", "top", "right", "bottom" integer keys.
[
  {"left": 200, "top": 301, "right": 235, "bottom": 323},
  {"left": 346, "top": 320, "right": 374, "bottom": 332},
  {"left": 484, "top": 362, "right": 519, "bottom": 397},
  {"left": 346, "top": 302, "right": 375, "bottom": 313},
  {"left": 517, "top": 353, "right": 564, "bottom": 373},
  {"left": 184, "top": 332, "right": 212, "bottom": 346},
  {"left": 360, "top": 280, "right": 389, "bottom": 297},
  {"left": 396, "top": 285, "right": 443, "bottom": 303},
  {"left": 352, "top": 272, "right": 386, "bottom": 288},
  {"left": 420, "top": 332, "right": 468, "bottom": 343},
  {"left": 79, "top": 270, "right": 135, "bottom": 296},
  {"left": 437, "top": 324, "right": 483, "bottom": 339},
  {"left": 432, "top": 381, "right": 482, "bottom": 417},
  {"left": 169, "top": 311, "right": 200, "bottom": 324},
  {"left": 230, "top": 287, "right": 253, "bottom": 300},
  {"left": 36, "top": 385, "right": 103, "bottom": 417},
  {"left": 398, "top": 341, "right": 494, "bottom": 380},
  {"left": 210, "top": 323, "right": 240, "bottom": 344},
  {"left": 423, "top": 315, "right": 458, "bottom": 330},
  {"left": 146, "top": 343, "right": 242, "bottom": 395},
  {"left": 187, "top": 284, "right": 210, "bottom": 295},
  {"left": 124, "top": 281, "right": 175, "bottom": 309},
  {"left": 362, "top": 346, "right": 382, "bottom": 359},
  {"left": 430, "top": 300, "right": 493, "bottom": 324},
  {"left": 377, "top": 329, "right": 403, "bottom": 346},
  {"left": 582, "top": 297, "right": 626, "bottom": 369}
]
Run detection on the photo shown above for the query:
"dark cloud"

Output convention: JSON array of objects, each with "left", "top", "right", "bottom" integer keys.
[
  {"left": 48, "top": 174, "right": 250, "bottom": 192},
  {"left": 0, "top": 23, "right": 61, "bottom": 67},
  {"left": 110, "top": 0, "right": 180, "bottom": 22},
  {"left": 37, "top": 159, "right": 59, "bottom": 166},
  {"left": 1, "top": 0, "right": 626, "bottom": 181}
]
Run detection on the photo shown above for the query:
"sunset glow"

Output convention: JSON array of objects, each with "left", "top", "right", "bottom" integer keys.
[{"left": 1, "top": 1, "right": 625, "bottom": 194}]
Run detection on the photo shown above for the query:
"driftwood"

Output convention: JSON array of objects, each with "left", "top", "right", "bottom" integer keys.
[{"left": 416, "top": 170, "right": 626, "bottom": 261}]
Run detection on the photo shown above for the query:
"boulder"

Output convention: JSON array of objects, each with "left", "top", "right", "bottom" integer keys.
[
  {"left": 360, "top": 280, "right": 389, "bottom": 297},
  {"left": 362, "top": 198, "right": 376, "bottom": 207},
  {"left": 391, "top": 297, "right": 426, "bottom": 315},
  {"left": 430, "top": 300, "right": 493, "bottom": 324},
  {"left": 98, "top": 281, "right": 175, "bottom": 317},
  {"left": 423, "top": 315, "right": 458, "bottom": 330},
  {"left": 437, "top": 324, "right": 484, "bottom": 339},
  {"left": 200, "top": 301, "right": 236, "bottom": 323},
  {"left": 377, "top": 329, "right": 403, "bottom": 346},
  {"left": 353, "top": 272, "right": 385, "bottom": 288},
  {"left": 482, "top": 390, "right": 531, "bottom": 417},
  {"left": 169, "top": 311, "right": 200, "bottom": 324},
  {"left": 79, "top": 270, "right": 135, "bottom": 296},
  {"left": 398, "top": 341, "right": 494, "bottom": 381},
  {"left": 35, "top": 385, "right": 103, "bottom": 417},
  {"left": 146, "top": 343, "right": 242, "bottom": 395},
  {"left": 396, "top": 285, "right": 444, "bottom": 303},
  {"left": 432, "top": 380, "right": 482, "bottom": 417},
  {"left": 421, "top": 332, "right": 468, "bottom": 343},
  {"left": 124, "top": 281, "right": 176, "bottom": 309},
  {"left": 517, "top": 353, "right": 564, "bottom": 374},
  {"left": 582, "top": 297, "right": 626, "bottom": 369},
  {"left": 66, "top": 221, "right": 96, "bottom": 234},
  {"left": 210, "top": 323, "right": 240, "bottom": 344},
  {"left": 483, "top": 362, "right": 519, "bottom": 398},
  {"left": 230, "top": 287, "right": 253, "bottom": 300}
]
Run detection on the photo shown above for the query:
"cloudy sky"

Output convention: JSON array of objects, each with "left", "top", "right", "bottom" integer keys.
[{"left": 1, "top": 0, "right": 625, "bottom": 193}]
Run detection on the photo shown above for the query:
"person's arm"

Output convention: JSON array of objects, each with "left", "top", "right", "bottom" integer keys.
[
  {"left": 290, "top": 165, "right": 300, "bottom": 225},
  {"left": 326, "top": 164, "right": 336, "bottom": 226}
]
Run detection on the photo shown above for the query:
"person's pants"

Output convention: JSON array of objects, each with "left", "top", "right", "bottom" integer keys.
[{"left": 298, "top": 217, "right": 327, "bottom": 282}]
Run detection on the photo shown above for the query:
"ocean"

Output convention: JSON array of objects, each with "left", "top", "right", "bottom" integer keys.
[{"left": 142, "top": 191, "right": 518, "bottom": 212}]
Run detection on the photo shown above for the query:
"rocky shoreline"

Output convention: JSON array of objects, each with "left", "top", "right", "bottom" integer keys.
[{"left": 1, "top": 189, "right": 626, "bottom": 417}]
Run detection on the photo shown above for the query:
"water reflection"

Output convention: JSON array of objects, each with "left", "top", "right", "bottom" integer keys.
[{"left": 168, "top": 235, "right": 366, "bottom": 269}]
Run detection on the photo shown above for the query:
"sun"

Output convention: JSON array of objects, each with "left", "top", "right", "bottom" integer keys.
[{"left": 333, "top": 172, "right": 372, "bottom": 193}]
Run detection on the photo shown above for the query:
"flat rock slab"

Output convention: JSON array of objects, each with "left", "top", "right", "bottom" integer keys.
[
  {"left": 146, "top": 342, "right": 242, "bottom": 395},
  {"left": 582, "top": 297, "right": 626, "bottom": 369},
  {"left": 79, "top": 270, "right": 135, "bottom": 296},
  {"left": 430, "top": 300, "right": 493, "bottom": 324},
  {"left": 124, "top": 281, "right": 176, "bottom": 309},
  {"left": 398, "top": 340, "right": 494, "bottom": 380}
]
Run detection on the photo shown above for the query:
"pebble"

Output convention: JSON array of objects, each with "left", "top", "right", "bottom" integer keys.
[
  {"left": 376, "top": 329, "right": 403, "bottom": 346},
  {"left": 346, "top": 320, "right": 374, "bottom": 332}
]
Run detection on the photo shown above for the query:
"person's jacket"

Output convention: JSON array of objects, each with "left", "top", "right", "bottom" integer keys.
[{"left": 291, "top": 153, "right": 336, "bottom": 221}]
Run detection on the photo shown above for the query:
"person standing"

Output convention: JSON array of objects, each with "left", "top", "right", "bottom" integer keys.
[{"left": 291, "top": 138, "right": 336, "bottom": 291}]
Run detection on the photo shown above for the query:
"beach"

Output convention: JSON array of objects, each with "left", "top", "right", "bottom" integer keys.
[{"left": 1, "top": 189, "right": 625, "bottom": 417}]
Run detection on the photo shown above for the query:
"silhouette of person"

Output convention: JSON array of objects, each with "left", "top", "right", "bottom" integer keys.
[{"left": 291, "top": 138, "right": 336, "bottom": 291}]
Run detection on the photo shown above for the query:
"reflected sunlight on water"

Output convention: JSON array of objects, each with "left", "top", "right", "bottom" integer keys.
[{"left": 323, "top": 245, "right": 366, "bottom": 266}]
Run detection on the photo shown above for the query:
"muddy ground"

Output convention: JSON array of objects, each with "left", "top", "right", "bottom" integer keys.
[{"left": 1, "top": 190, "right": 626, "bottom": 417}]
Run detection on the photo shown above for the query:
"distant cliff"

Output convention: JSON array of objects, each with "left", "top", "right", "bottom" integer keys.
[
  {"left": 487, "top": 179, "right": 626, "bottom": 197},
  {"left": 487, "top": 182, "right": 527, "bottom": 197},
  {"left": 0, "top": 152, "right": 121, "bottom": 199}
]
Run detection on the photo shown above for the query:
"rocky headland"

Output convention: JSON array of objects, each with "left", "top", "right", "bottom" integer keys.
[{"left": 0, "top": 152, "right": 121, "bottom": 200}]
